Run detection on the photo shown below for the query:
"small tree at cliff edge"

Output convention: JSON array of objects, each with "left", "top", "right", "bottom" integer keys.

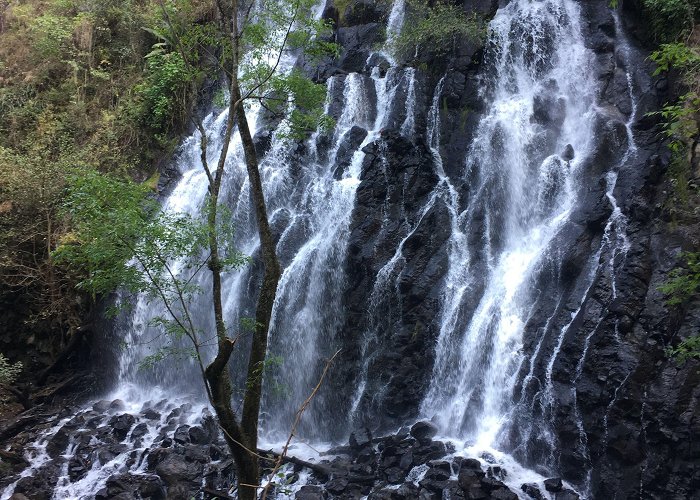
[{"left": 55, "top": 0, "right": 337, "bottom": 497}]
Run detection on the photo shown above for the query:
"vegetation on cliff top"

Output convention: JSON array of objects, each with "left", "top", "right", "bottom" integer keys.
[{"left": 0, "top": 0, "right": 209, "bottom": 371}]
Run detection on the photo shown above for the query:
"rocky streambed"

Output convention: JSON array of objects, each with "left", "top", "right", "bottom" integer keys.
[{"left": 0, "top": 398, "right": 580, "bottom": 500}]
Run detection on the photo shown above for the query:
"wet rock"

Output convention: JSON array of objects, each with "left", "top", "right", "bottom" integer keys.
[
  {"left": 456, "top": 457, "right": 483, "bottom": 471},
  {"left": 103, "top": 473, "right": 166, "bottom": 499},
  {"left": 462, "top": 486, "right": 489, "bottom": 500},
  {"left": 209, "top": 444, "right": 225, "bottom": 461},
  {"left": 336, "top": 24, "right": 383, "bottom": 73},
  {"left": 384, "top": 466, "right": 405, "bottom": 484},
  {"left": 410, "top": 421, "right": 438, "bottom": 443},
  {"left": 184, "top": 444, "right": 209, "bottom": 463},
  {"left": 13, "top": 463, "right": 59, "bottom": 500},
  {"left": 487, "top": 465, "right": 506, "bottom": 480},
  {"left": 98, "top": 443, "right": 128, "bottom": 465},
  {"left": 366, "top": 53, "right": 390, "bottom": 76},
  {"left": 419, "top": 466, "right": 452, "bottom": 492},
  {"left": 173, "top": 424, "right": 190, "bottom": 444},
  {"left": 349, "top": 427, "right": 373, "bottom": 449},
  {"left": 555, "top": 490, "right": 580, "bottom": 500},
  {"left": 414, "top": 440, "right": 447, "bottom": 462},
  {"left": 46, "top": 426, "right": 71, "bottom": 458},
  {"left": 142, "top": 408, "right": 161, "bottom": 420},
  {"left": 92, "top": 400, "right": 111, "bottom": 413},
  {"left": 339, "top": 0, "right": 388, "bottom": 26},
  {"left": 334, "top": 126, "right": 369, "bottom": 179},
  {"left": 108, "top": 413, "right": 136, "bottom": 440},
  {"left": 188, "top": 425, "right": 209, "bottom": 445},
  {"left": 490, "top": 488, "right": 518, "bottom": 500},
  {"left": 296, "top": 485, "right": 326, "bottom": 500},
  {"left": 521, "top": 483, "right": 545, "bottom": 499},
  {"left": 155, "top": 453, "right": 203, "bottom": 485},
  {"left": 532, "top": 93, "right": 566, "bottom": 128},
  {"left": 110, "top": 399, "right": 126, "bottom": 411},
  {"left": 356, "top": 447, "right": 376, "bottom": 466},
  {"left": 561, "top": 144, "right": 575, "bottom": 161},
  {"left": 326, "top": 477, "right": 349, "bottom": 494},
  {"left": 68, "top": 455, "right": 90, "bottom": 482},
  {"left": 458, "top": 468, "right": 485, "bottom": 490},
  {"left": 131, "top": 422, "right": 149, "bottom": 440},
  {"left": 544, "top": 477, "right": 563, "bottom": 492},
  {"left": 165, "top": 484, "right": 191, "bottom": 500},
  {"left": 398, "top": 450, "right": 413, "bottom": 470}
]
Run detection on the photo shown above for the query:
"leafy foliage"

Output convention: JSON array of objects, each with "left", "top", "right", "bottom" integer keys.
[
  {"left": 648, "top": 41, "right": 700, "bottom": 207},
  {"left": 234, "top": 0, "right": 338, "bottom": 135},
  {"left": 0, "top": 0, "right": 219, "bottom": 354},
  {"left": 640, "top": 0, "right": 698, "bottom": 43},
  {"left": 389, "top": 0, "right": 487, "bottom": 60},
  {"left": 660, "top": 252, "right": 700, "bottom": 305},
  {"left": 667, "top": 335, "right": 700, "bottom": 363},
  {"left": 650, "top": 42, "right": 700, "bottom": 75},
  {"left": 0, "top": 353, "right": 22, "bottom": 386},
  {"left": 54, "top": 170, "right": 248, "bottom": 300}
]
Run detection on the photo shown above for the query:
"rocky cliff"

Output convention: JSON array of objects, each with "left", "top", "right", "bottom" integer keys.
[{"left": 1, "top": 0, "right": 698, "bottom": 499}]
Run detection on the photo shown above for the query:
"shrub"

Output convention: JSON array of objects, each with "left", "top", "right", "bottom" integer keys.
[{"left": 389, "top": 0, "right": 487, "bottom": 60}]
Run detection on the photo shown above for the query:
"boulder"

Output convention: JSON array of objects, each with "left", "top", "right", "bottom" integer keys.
[
  {"left": 555, "top": 490, "right": 580, "bottom": 500},
  {"left": 173, "top": 425, "right": 190, "bottom": 444},
  {"left": 154, "top": 453, "right": 202, "bottom": 485},
  {"left": 188, "top": 425, "right": 209, "bottom": 445},
  {"left": 410, "top": 421, "right": 438, "bottom": 443},
  {"left": 108, "top": 414, "right": 136, "bottom": 440},
  {"left": 104, "top": 473, "right": 166, "bottom": 499},
  {"left": 544, "top": 477, "right": 563, "bottom": 492},
  {"left": 349, "top": 427, "right": 373, "bottom": 449},
  {"left": 131, "top": 423, "right": 149, "bottom": 440},
  {"left": 142, "top": 408, "right": 161, "bottom": 420},
  {"left": 326, "top": 477, "right": 349, "bottom": 494},
  {"left": 458, "top": 468, "right": 484, "bottom": 490},
  {"left": 521, "top": 483, "right": 545, "bottom": 499},
  {"left": 296, "top": 485, "right": 326, "bottom": 500}
]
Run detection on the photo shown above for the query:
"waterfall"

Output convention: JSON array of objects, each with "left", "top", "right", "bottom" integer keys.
[
  {"left": 103, "top": 0, "right": 417, "bottom": 442},
  {"left": 417, "top": 0, "right": 638, "bottom": 493},
  {"left": 422, "top": 0, "right": 598, "bottom": 444},
  {"left": 2, "top": 0, "right": 651, "bottom": 497}
]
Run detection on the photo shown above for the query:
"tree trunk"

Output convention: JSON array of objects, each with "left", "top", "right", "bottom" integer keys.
[{"left": 234, "top": 84, "right": 282, "bottom": 458}]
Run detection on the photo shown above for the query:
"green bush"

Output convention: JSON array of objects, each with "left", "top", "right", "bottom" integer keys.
[
  {"left": 389, "top": 0, "right": 487, "bottom": 60},
  {"left": 641, "top": 0, "right": 698, "bottom": 42},
  {"left": 660, "top": 252, "right": 700, "bottom": 305},
  {"left": 667, "top": 335, "right": 700, "bottom": 362},
  {"left": 137, "top": 47, "right": 191, "bottom": 131},
  {"left": 0, "top": 353, "right": 22, "bottom": 386}
]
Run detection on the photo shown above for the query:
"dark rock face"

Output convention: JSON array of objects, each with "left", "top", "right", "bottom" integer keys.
[{"left": 324, "top": 129, "right": 451, "bottom": 432}]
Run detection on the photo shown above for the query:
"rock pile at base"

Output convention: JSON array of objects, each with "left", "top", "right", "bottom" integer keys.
[{"left": 0, "top": 398, "right": 579, "bottom": 500}]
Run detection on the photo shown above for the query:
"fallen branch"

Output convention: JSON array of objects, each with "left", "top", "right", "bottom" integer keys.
[
  {"left": 260, "top": 449, "right": 333, "bottom": 477},
  {"left": 201, "top": 486, "right": 235, "bottom": 499},
  {"left": 261, "top": 349, "right": 340, "bottom": 500}
]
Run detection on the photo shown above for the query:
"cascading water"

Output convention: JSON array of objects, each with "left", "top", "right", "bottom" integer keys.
[
  {"left": 422, "top": 0, "right": 599, "bottom": 442},
  {"left": 417, "top": 0, "right": 638, "bottom": 493}
]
